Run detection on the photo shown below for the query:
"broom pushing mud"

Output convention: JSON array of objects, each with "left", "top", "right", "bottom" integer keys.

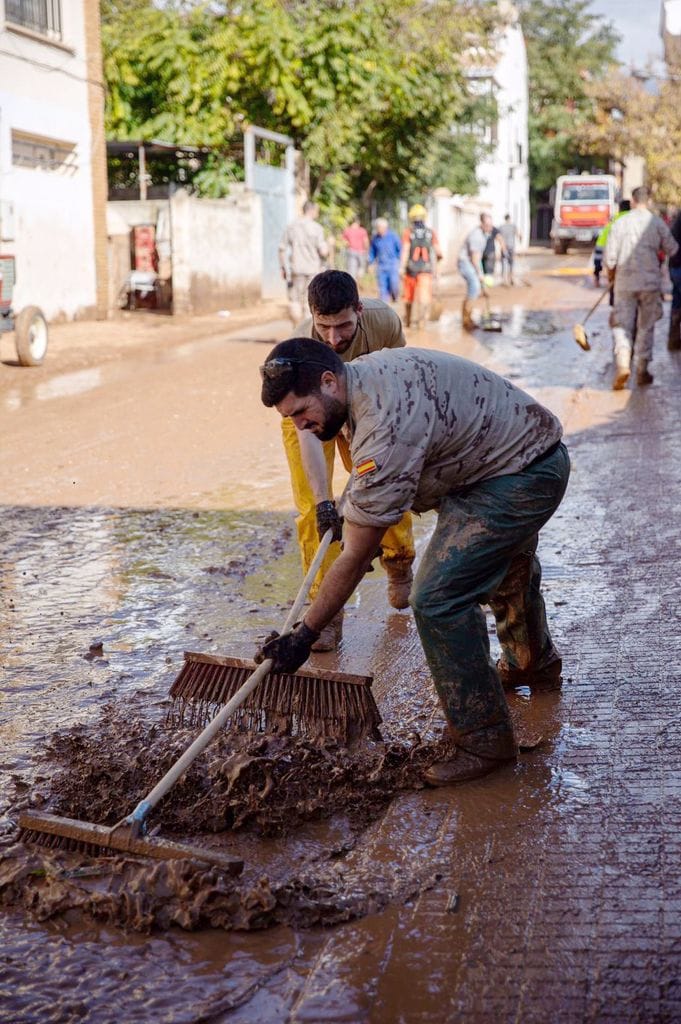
[{"left": 19, "top": 528, "right": 381, "bottom": 867}]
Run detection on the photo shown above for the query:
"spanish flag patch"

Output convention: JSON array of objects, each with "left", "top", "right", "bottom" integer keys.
[{"left": 356, "top": 457, "right": 378, "bottom": 477}]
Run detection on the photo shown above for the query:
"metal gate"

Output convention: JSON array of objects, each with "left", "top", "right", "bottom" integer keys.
[{"left": 244, "top": 127, "right": 295, "bottom": 300}]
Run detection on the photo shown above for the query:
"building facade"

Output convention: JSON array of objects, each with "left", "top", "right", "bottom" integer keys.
[
  {"left": 0, "top": 0, "right": 108, "bottom": 319},
  {"left": 473, "top": 3, "right": 530, "bottom": 248}
]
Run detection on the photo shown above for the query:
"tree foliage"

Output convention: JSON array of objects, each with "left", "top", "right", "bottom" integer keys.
[
  {"left": 576, "top": 70, "right": 681, "bottom": 206},
  {"left": 517, "top": 0, "right": 620, "bottom": 200},
  {"left": 101, "top": 0, "right": 500, "bottom": 216}
]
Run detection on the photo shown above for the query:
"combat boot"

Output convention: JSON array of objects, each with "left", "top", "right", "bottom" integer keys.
[
  {"left": 496, "top": 655, "right": 563, "bottom": 692},
  {"left": 311, "top": 609, "right": 344, "bottom": 652},
  {"left": 462, "top": 299, "right": 475, "bottom": 331},
  {"left": 636, "top": 360, "right": 654, "bottom": 386},
  {"left": 612, "top": 352, "right": 631, "bottom": 391},
  {"left": 423, "top": 719, "right": 517, "bottom": 787},
  {"left": 668, "top": 309, "right": 681, "bottom": 351}
]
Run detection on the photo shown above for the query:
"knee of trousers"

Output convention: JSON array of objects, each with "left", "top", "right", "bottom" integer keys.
[{"left": 410, "top": 579, "right": 474, "bottom": 623}]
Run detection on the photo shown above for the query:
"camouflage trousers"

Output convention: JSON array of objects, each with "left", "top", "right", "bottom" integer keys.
[
  {"left": 411, "top": 443, "right": 570, "bottom": 743},
  {"left": 611, "top": 289, "right": 663, "bottom": 368}
]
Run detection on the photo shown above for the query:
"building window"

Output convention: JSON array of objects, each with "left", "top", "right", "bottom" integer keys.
[
  {"left": 12, "top": 131, "right": 76, "bottom": 172},
  {"left": 5, "top": 0, "right": 62, "bottom": 40}
]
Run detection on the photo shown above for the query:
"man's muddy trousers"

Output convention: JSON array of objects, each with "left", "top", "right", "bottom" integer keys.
[
  {"left": 282, "top": 419, "right": 415, "bottom": 598},
  {"left": 410, "top": 443, "right": 570, "bottom": 751}
]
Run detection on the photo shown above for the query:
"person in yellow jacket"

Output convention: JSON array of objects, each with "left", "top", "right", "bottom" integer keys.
[{"left": 282, "top": 269, "right": 416, "bottom": 651}]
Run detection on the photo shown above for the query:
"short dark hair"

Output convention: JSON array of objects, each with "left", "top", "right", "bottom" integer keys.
[
  {"left": 632, "top": 186, "right": 649, "bottom": 204},
  {"left": 260, "top": 337, "right": 345, "bottom": 407},
  {"left": 308, "top": 270, "right": 360, "bottom": 316}
]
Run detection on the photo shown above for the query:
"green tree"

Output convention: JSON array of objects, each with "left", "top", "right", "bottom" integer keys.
[
  {"left": 517, "top": 0, "right": 620, "bottom": 202},
  {"left": 101, "top": 0, "right": 499, "bottom": 218}
]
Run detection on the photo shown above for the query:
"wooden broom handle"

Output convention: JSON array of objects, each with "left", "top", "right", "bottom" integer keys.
[{"left": 121, "top": 529, "right": 335, "bottom": 834}]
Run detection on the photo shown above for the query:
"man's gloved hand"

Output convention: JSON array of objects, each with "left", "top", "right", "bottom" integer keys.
[
  {"left": 315, "top": 500, "right": 343, "bottom": 542},
  {"left": 254, "top": 621, "right": 319, "bottom": 674}
]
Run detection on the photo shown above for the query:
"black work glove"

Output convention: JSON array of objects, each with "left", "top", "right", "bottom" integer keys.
[
  {"left": 254, "top": 621, "right": 319, "bottom": 674},
  {"left": 315, "top": 500, "right": 343, "bottom": 543}
]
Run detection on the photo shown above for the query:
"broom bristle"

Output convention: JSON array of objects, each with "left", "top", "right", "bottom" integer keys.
[
  {"left": 18, "top": 811, "right": 244, "bottom": 874},
  {"left": 166, "top": 653, "right": 382, "bottom": 746},
  {"left": 573, "top": 324, "right": 591, "bottom": 351}
]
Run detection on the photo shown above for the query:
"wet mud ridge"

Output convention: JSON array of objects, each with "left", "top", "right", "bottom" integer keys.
[{"left": 1, "top": 704, "right": 449, "bottom": 933}]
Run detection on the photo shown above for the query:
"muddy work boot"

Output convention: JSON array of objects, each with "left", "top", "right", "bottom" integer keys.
[
  {"left": 423, "top": 721, "right": 517, "bottom": 788},
  {"left": 496, "top": 656, "right": 563, "bottom": 692},
  {"left": 311, "top": 609, "right": 344, "bottom": 652},
  {"left": 636, "top": 361, "right": 654, "bottom": 387},
  {"left": 461, "top": 299, "right": 476, "bottom": 331},
  {"left": 381, "top": 558, "right": 413, "bottom": 610},
  {"left": 612, "top": 356, "right": 631, "bottom": 391}
]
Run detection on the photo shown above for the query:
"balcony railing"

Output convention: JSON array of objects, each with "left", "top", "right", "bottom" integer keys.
[{"left": 5, "top": 0, "right": 62, "bottom": 40}]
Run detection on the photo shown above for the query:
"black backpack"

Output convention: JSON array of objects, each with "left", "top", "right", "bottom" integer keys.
[{"left": 406, "top": 223, "right": 433, "bottom": 276}]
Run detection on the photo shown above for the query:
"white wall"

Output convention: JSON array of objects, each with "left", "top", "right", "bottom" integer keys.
[
  {"left": 0, "top": 0, "right": 98, "bottom": 319},
  {"left": 108, "top": 186, "right": 264, "bottom": 314},
  {"left": 474, "top": 10, "right": 531, "bottom": 249}
]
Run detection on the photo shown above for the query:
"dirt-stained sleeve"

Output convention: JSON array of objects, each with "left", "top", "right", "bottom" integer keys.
[{"left": 342, "top": 438, "right": 425, "bottom": 528}]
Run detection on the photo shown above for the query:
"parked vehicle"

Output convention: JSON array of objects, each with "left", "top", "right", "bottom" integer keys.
[
  {"left": 550, "top": 173, "right": 617, "bottom": 255},
  {"left": 0, "top": 255, "right": 48, "bottom": 365}
]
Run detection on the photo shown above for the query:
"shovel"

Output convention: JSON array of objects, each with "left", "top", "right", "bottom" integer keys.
[{"left": 573, "top": 286, "right": 611, "bottom": 352}]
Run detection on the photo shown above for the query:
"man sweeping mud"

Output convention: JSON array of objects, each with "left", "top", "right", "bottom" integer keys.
[
  {"left": 258, "top": 340, "right": 570, "bottom": 786},
  {"left": 281, "top": 270, "right": 415, "bottom": 651}
]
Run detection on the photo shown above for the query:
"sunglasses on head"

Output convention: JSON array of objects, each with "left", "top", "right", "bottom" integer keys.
[{"left": 259, "top": 357, "right": 333, "bottom": 380}]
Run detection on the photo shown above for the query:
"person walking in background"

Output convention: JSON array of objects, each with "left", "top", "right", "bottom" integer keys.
[
  {"left": 400, "top": 204, "right": 442, "bottom": 329},
  {"left": 279, "top": 201, "right": 329, "bottom": 325},
  {"left": 499, "top": 214, "right": 520, "bottom": 286},
  {"left": 482, "top": 222, "right": 504, "bottom": 279},
  {"left": 368, "top": 217, "right": 402, "bottom": 303},
  {"left": 341, "top": 216, "right": 369, "bottom": 282},
  {"left": 667, "top": 208, "right": 681, "bottom": 351},
  {"left": 605, "top": 187, "right": 677, "bottom": 390},
  {"left": 593, "top": 199, "right": 630, "bottom": 295},
  {"left": 458, "top": 212, "right": 495, "bottom": 330}
]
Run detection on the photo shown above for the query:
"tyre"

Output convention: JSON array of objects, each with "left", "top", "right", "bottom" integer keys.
[{"left": 15, "top": 306, "right": 48, "bottom": 366}]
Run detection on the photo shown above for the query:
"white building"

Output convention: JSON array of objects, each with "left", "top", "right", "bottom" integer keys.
[
  {"left": 662, "top": 0, "right": 681, "bottom": 64},
  {"left": 0, "top": 0, "right": 108, "bottom": 319},
  {"left": 430, "top": 2, "right": 530, "bottom": 270},
  {"left": 472, "top": 3, "right": 530, "bottom": 248}
]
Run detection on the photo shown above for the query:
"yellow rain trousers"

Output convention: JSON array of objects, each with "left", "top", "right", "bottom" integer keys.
[{"left": 281, "top": 419, "right": 415, "bottom": 597}]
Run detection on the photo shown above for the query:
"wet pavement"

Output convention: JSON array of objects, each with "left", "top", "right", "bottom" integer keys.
[{"left": 2, "top": 252, "right": 681, "bottom": 1021}]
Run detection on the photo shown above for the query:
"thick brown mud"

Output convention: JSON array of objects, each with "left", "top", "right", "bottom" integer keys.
[{"left": 3, "top": 253, "right": 681, "bottom": 1022}]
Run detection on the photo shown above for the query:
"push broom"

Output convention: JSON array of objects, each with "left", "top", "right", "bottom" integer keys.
[
  {"left": 573, "top": 286, "right": 611, "bottom": 351},
  {"left": 19, "top": 528, "right": 381, "bottom": 868}
]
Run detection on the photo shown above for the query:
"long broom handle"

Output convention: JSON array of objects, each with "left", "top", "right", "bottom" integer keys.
[
  {"left": 581, "top": 284, "right": 612, "bottom": 325},
  {"left": 123, "top": 528, "right": 335, "bottom": 831}
]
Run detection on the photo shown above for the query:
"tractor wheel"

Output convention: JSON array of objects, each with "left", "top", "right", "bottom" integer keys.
[{"left": 15, "top": 306, "right": 48, "bottom": 366}]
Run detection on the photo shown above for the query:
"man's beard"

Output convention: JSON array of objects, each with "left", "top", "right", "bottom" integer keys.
[{"left": 316, "top": 395, "right": 347, "bottom": 441}]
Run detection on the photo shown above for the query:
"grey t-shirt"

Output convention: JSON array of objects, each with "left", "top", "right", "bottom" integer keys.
[
  {"left": 279, "top": 217, "right": 329, "bottom": 276},
  {"left": 342, "top": 348, "right": 563, "bottom": 527},
  {"left": 499, "top": 223, "right": 517, "bottom": 250},
  {"left": 460, "top": 226, "right": 489, "bottom": 261}
]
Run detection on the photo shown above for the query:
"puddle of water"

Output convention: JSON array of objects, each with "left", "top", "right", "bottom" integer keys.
[{"left": 34, "top": 368, "right": 104, "bottom": 402}]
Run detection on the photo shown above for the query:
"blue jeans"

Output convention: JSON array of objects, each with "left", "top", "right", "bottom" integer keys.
[
  {"left": 458, "top": 257, "right": 481, "bottom": 299},
  {"left": 670, "top": 266, "right": 681, "bottom": 311},
  {"left": 410, "top": 443, "right": 570, "bottom": 742},
  {"left": 376, "top": 265, "right": 400, "bottom": 302}
]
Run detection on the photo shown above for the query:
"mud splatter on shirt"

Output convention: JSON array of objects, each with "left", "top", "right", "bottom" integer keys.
[{"left": 343, "top": 349, "right": 562, "bottom": 527}]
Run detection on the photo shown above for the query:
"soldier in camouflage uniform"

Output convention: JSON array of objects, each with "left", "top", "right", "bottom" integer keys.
[{"left": 258, "top": 339, "right": 570, "bottom": 787}]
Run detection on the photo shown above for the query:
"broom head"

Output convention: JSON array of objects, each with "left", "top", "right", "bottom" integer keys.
[
  {"left": 573, "top": 323, "right": 591, "bottom": 351},
  {"left": 167, "top": 652, "right": 382, "bottom": 747},
  {"left": 18, "top": 810, "right": 244, "bottom": 873}
]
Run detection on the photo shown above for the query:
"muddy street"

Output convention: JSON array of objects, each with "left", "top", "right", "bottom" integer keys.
[{"left": 2, "top": 251, "right": 680, "bottom": 1023}]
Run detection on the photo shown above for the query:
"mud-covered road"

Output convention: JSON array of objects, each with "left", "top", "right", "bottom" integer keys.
[{"left": 2, "top": 252, "right": 681, "bottom": 1022}]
